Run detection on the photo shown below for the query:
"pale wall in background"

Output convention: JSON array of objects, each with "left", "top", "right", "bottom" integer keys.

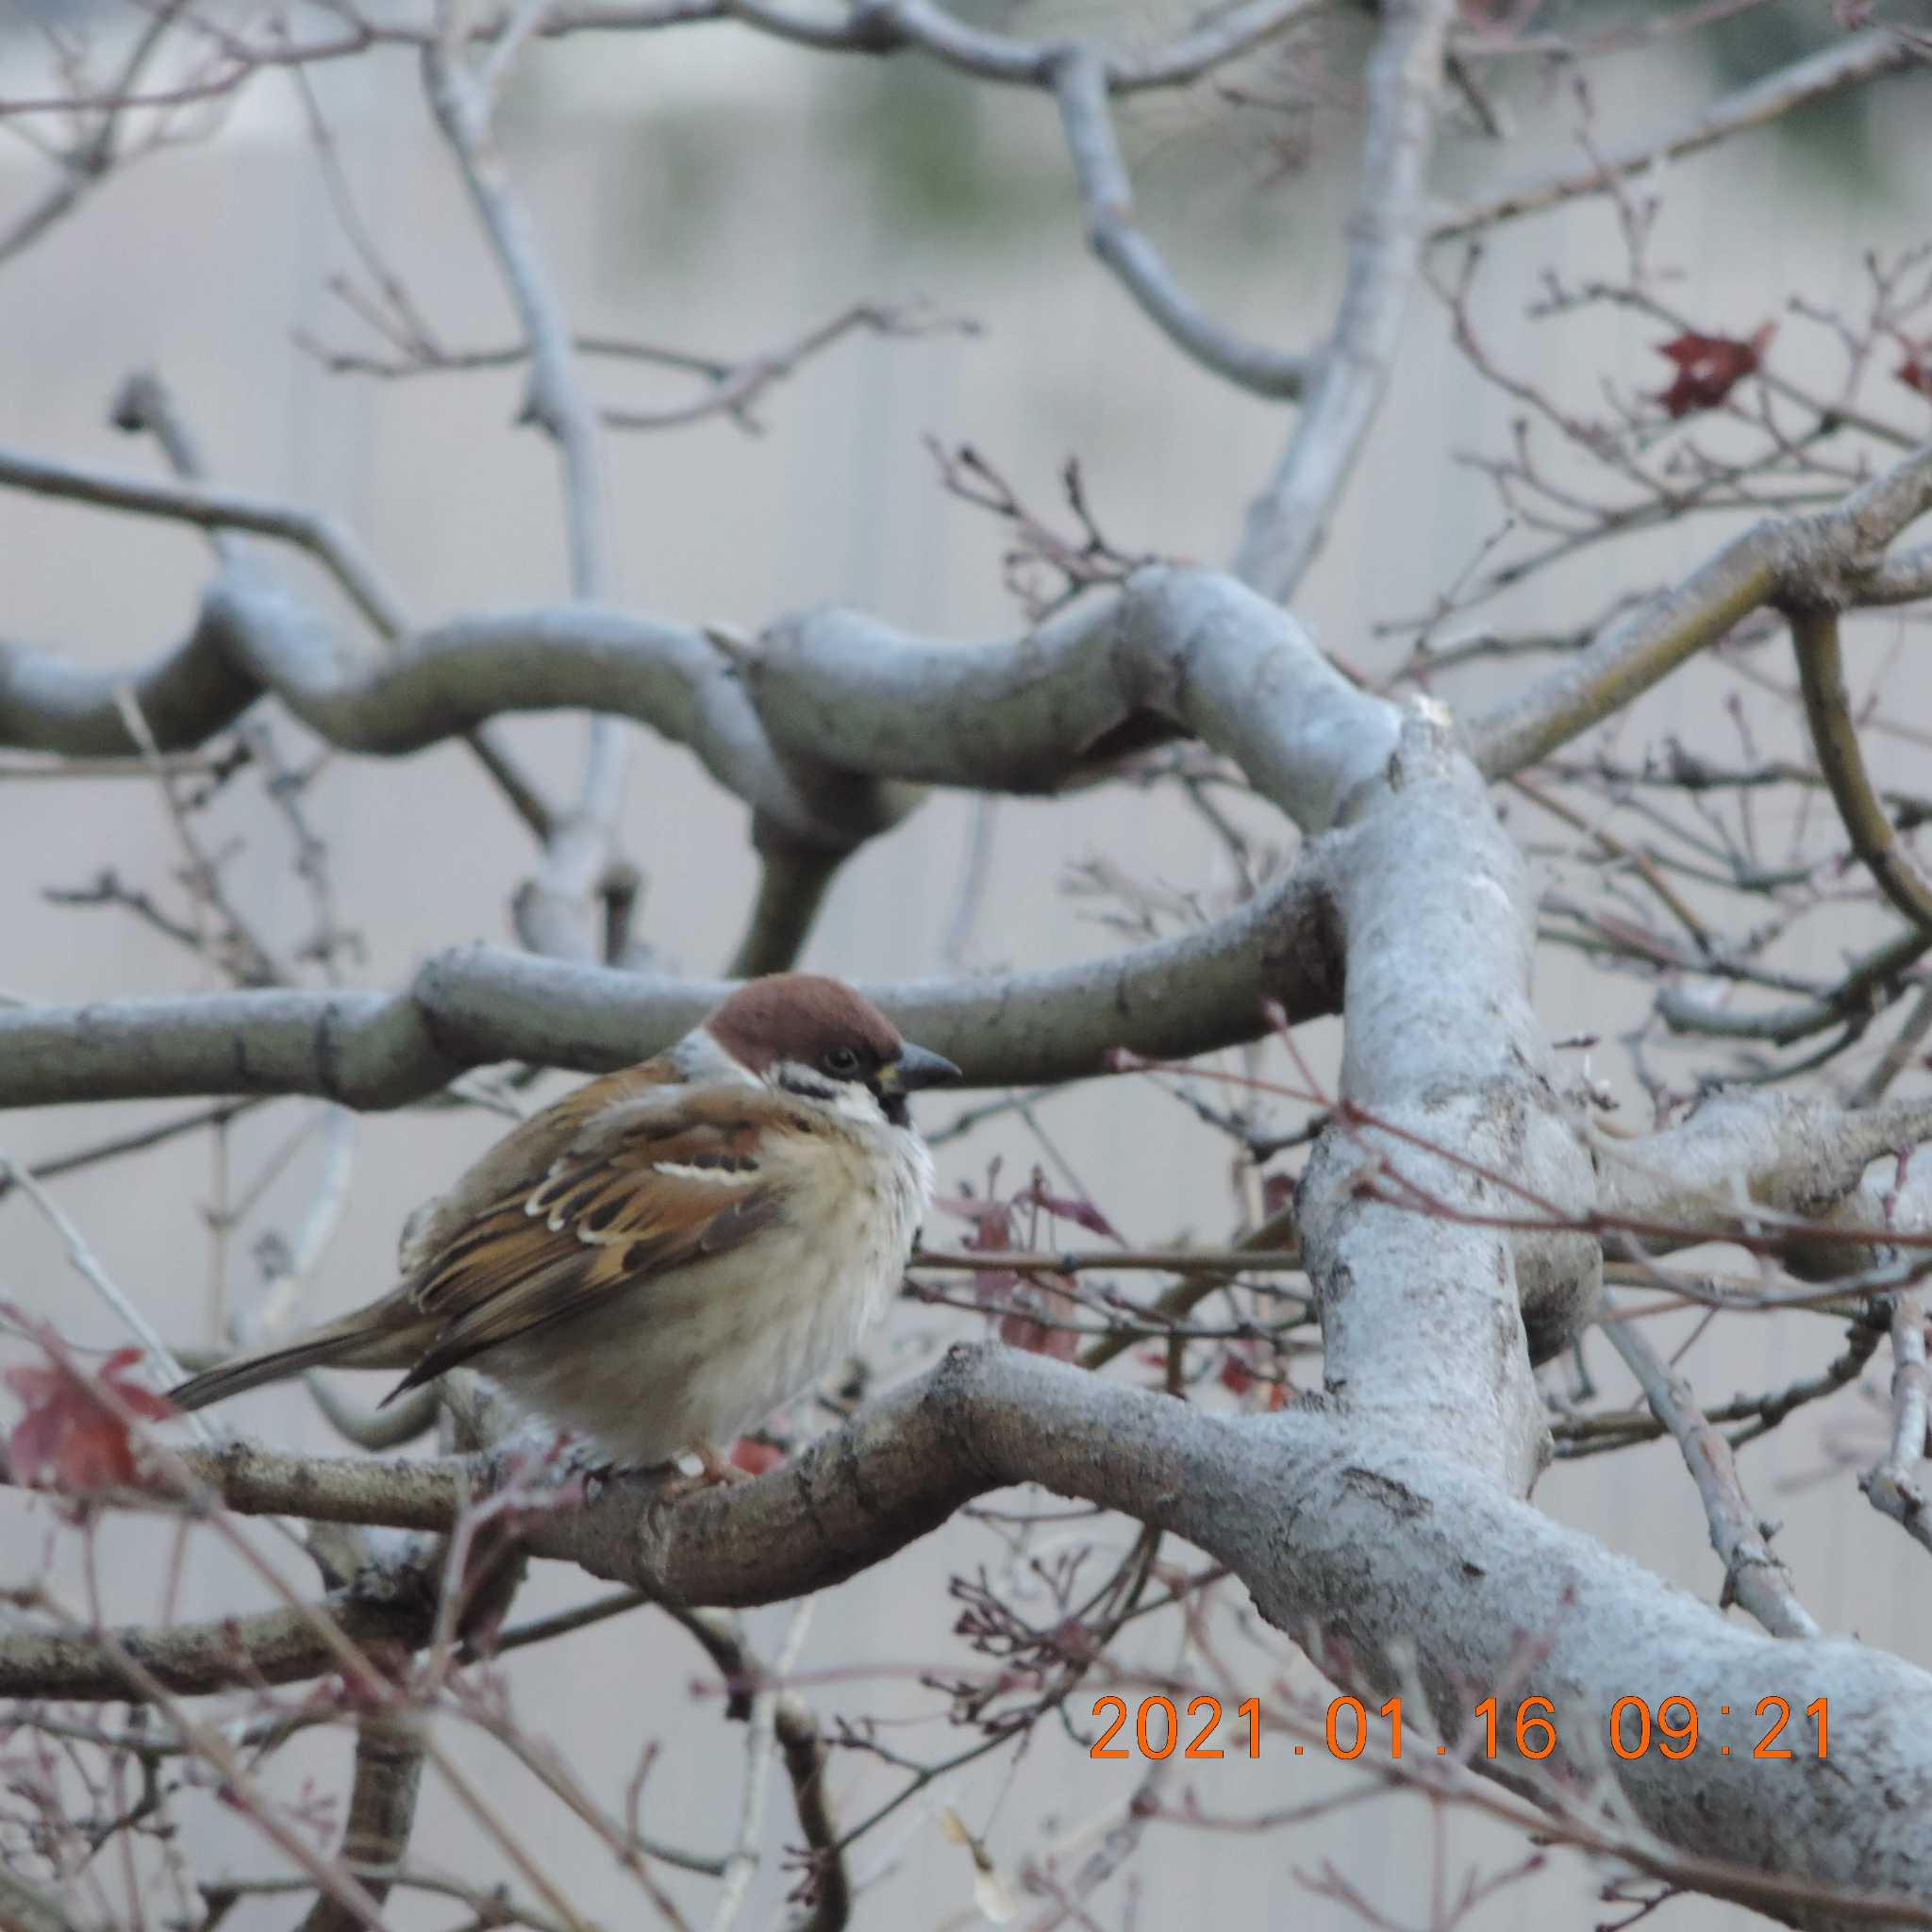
[{"left": 3, "top": 19, "right": 1930, "bottom": 1927}]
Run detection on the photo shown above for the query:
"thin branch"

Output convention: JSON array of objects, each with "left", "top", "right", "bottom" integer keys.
[
  {"left": 1601, "top": 1311, "right": 1821, "bottom": 1638},
  {"left": 108, "top": 367, "right": 561, "bottom": 842},
  {"left": 1233, "top": 0, "right": 1457, "bottom": 598},
  {"left": 1791, "top": 603, "right": 1932, "bottom": 932},
  {"left": 425, "top": 27, "right": 627, "bottom": 963},
  {"left": 708, "top": 1601, "right": 813, "bottom": 1932},
  {"left": 1050, "top": 47, "right": 1309, "bottom": 400},
  {"left": 0, "top": 1866, "right": 85, "bottom": 1932},
  {"left": 0, "top": 445, "right": 407, "bottom": 641},
  {"left": 1433, "top": 30, "right": 1927, "bottom": 242},
  {"left": 1861, "top": 1292, "right": 1932, "bottom": 1554},
  {"left": 0, "top": 1155, "right": 201, "bottom": 1408}
]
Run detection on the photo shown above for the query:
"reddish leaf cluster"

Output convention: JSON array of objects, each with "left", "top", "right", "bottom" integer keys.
[
  {"left": 1653, "top": 323, "right": 1774, "bottom": 418},
  {"left": 5, "top": 1332, "right": 175, "bottom": 1496},
  {"left": 1900, "top": 342, "right": 1932, "bottom": 401},
  {"left": 934, "top": 1158, "right": 1118, "bottom": 1360},
  {"left": 1218, "top": 1345, "right": 1291, "bottom": 1410}
]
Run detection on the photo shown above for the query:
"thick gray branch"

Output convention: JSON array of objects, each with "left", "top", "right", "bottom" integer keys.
[
  {"left": 0, "top": 872, "right": 1338, "bottom": 1107},
  {"left": 39, "top": 1345, "right": 1932, "bottom": 1928},
  {"left": 752, "top": 566, "right": 1400, "bottom": 828}
]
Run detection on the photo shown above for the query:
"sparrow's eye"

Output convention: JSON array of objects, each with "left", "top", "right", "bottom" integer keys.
[{"left": 821, "top": 1045, "right": 862, "bottom": 1078}]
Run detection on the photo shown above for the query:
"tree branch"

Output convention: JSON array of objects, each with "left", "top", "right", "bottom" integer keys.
[
  {"left": 0, "top": 1580, "right": 435, "bottom": 1700},
  {"left": 18, "top": 1344, "right": 1932, "bottom": 1925},
  {"left": 1233, "top": 0, "right": 1456, "bottom": 599},
  {"left": 0, "top": 866, "right": 1338, "bottom": 1107},
  {"left": 1792, "top": 603, "right": 1932, "bottom": 932},
  {"left": 1432, "top": 29, "right": 1927, "bottom": 242},
  {"left": 301, "top": 1707, "right": 428, "bottom": 1932},
  {"left": 1603, "top": 1310, "right": 1820, "bottom": 1638},
  {"left": 1050, "top": 47, "right": 1309, "bottom": 400},
  {"left": 1471, "top": 439, "right": 1932, "bottom": 779}
]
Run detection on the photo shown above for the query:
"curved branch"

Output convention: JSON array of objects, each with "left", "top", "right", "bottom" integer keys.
[
  {"left": 21, "top": 1344, "right": 1932, "bottom": 1925},
  {"left": 1050, "top": 49, "right": 1309, "bottom": 400},
  {"left": 1792, "top": 603, "right": 1932, "bottom": 932},
  {"left": 0, "top": 446, "right": 406, "bottom": 639},
  {"left": 749, "top": 567, "right": 1400, "bottom": 827},
  {"left": 1232, "top": 0, "right": 1456, "bottom": 599},
  {"left": 0, "top": 593, "right": 260, "bottom": 758},
  {"left": 722, "top": 0, "right": 1310, "bottom": 92}
]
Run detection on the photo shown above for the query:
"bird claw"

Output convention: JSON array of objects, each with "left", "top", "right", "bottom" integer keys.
[{"left": 645, "top": 1448, "right": 751, "bottom": 1523}]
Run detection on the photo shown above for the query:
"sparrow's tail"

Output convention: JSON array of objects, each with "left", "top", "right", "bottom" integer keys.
[{"left": 168, "top": 1312, "right": 414, "bottom": 1413}]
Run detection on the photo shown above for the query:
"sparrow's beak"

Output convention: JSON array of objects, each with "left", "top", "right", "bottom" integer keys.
[{"left": 882, "top": 1042, "right": 963, "bottom": 1093}]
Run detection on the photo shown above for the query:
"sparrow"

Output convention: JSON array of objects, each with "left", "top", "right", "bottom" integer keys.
[{"left": 169, "top": 974, "right": 960, "bottom": 1481}]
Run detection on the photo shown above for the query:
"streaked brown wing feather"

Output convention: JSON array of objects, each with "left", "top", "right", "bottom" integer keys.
[
  {"left": 391, "top": 1094, "right": 789, "bottom": 1392},
  {"left": 397, "top": 1060, "right": 681, "bottom": 1275}
]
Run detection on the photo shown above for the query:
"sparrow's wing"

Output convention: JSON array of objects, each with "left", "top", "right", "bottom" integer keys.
[
  {"left": 390, "top": 1091, "right": 789, "bottom": 1393},
  {"left": 396, "top": 1060, "right": 682, "bottom": 1276}
]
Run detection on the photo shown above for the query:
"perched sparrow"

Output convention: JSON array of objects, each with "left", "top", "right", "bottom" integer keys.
[{"left": 170, "top": 975, "right": 960, "bottom": 1479}]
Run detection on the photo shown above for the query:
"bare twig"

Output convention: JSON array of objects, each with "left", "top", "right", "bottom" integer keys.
[
  {"left": 1434, "top": 31, "right": 1927, "bottom": 241},
  {"left": 1602, "top": 1310, "right": 1821, "bottom": 1638},
  {"left": 1861, "top": 1293, "right": 1932, "bottom": 1554},
  {"left": 1791, "top": 604, "right": 1932, "bottom": 932}
]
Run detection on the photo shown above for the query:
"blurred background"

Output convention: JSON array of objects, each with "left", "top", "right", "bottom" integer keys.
[{"left": 3, "top": 3, "right": 1931, "bottom": 1924}]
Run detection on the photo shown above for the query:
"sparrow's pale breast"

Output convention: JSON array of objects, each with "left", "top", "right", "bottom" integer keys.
[{"left": 482, "top": 1114, "right": 934, "bottom": 1467}]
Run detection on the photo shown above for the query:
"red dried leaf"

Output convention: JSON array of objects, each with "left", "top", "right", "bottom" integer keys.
[
  {"left": 1016, "top": 1175, "right": 1122, "bottom": 1242},
  {"left": 729, "top": 1437, "right": 786, "bottom": 1476},
  {"left": 1219, "top": 1355, "right": 1254, "bottom": 1397},
  {"left": 997, "top": 1309, "right": 1079, "bottom": 1360},
  {"left": 933, "top": 1194, "right": 1015, "bottom": 1252},
  {"left": 972, "top": 1266, "right": 1021, "bottom": 1310},
  {"left": 1900, "top": 344, "right": 1932, "bottom": 401},
  {"left": 997, "top": 1273, "right": 1080, "bottom": 1360},
  {"left": 5, "top": 1345, "right": 174, "bottom": 1495},
  {"left": 1653, "top": 323, "right": 1774, "bottom": 418}
]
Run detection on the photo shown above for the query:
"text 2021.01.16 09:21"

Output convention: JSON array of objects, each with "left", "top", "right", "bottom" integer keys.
[{"left": 1088, "top": 1694, "right": 1831, "bottom": 1763}]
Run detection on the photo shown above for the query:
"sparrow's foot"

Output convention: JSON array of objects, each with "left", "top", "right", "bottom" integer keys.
[
  {"left": 695, "top": 1442, "right": 754, "bottom": 1488},
  {"left": 644, "top": 1446, "right": 751, "bottom": 1523}
]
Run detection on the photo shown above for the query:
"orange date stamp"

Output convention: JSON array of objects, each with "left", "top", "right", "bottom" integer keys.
[{"left": 1088, "top": 1694, "right": 1830, "bottom": 1762}]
